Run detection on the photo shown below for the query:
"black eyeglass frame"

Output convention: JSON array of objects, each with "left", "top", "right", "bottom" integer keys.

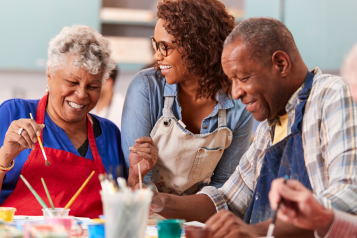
[{"left": 151, "top": 36, "right": 176, "bottom": 57}]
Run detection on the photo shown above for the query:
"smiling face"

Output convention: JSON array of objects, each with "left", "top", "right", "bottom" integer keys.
[
  {"left": 153, "top": 19, "right": 188, "bottom": 84},
  {"left": 47, "top": 59, "right": 102, "bottom": 123},
  {"left": 222, "top": 40, "right": 287, "bottom": 121}
]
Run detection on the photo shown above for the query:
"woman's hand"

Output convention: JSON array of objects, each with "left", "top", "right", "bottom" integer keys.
[
  {"left": 0, "top": 118, "right": 45, "bottom": 167},
  {"left": 268, "top": 178, "right": 334, "bottom": 236},
  {"left": 132, "top": 183, "right": 165, "bottom": 215},
  {"left": 127, "top": 137, "right": 158, "bottom": 187}
]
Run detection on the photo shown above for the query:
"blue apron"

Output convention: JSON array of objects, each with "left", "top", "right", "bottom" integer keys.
[{"left": 243, "top": 72, "right": 314, "bottom": 225}]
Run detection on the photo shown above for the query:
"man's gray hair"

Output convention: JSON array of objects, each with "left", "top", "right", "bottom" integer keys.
[
  {"left": 224, "top": 17, "right": 298, "bottom": 64},
  {"left": 341, "top": 43, "right": 357, "bottom": 86},
  {"left": 47, "top": 25, "right": 116, "bottom": 82}
]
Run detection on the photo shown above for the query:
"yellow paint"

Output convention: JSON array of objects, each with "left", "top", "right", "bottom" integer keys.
[
  {"left": 0, "top": 207, "right": 16, "bottom": 222},
  {"left": 92, "top": 218, "right": 105, "bottom": 223}
]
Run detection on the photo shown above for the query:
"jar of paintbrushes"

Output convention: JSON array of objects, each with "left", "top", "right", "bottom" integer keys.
[{"left": 99, "top": 166, "right": 153, "bottom": 238}]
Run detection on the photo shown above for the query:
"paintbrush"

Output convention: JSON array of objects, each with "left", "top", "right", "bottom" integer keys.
[
  {"left": 64, "top": 171, "right": 95, "bottom": 210},
  {"left": 20, "top": 175, "right": 48, "bottom": 210},
  {"left": 41, "top": 178, "right": 55, "bottom": 211},
  {"left": 267, "top": 175, "right": 289, "bottom": 237},
  {"left": 29, "top": 113, "right": 50, "bottom": 166},
  {"left": 138, "top": 162, "right": 142, "bottom": 189},
  {"left": 108, "top": 166, "right": 118, "bottom": 193},
  {"left": 116, "top": 165, "right": 129, "bottom": 192}
]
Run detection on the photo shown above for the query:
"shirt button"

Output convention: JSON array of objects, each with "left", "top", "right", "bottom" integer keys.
[{"left": 203, "top": 125, "right": 208, "bottom": 129}]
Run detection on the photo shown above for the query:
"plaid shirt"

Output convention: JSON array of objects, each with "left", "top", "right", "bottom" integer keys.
[
  {"left": 199, "top": 68, "right": 357, "bottom": 218},
  {"left": 314, "top": 210, "right": 357, "bottom": 238}
]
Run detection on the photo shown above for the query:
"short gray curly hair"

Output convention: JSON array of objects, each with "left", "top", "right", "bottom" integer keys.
[
  {"left": 47, "top": 25, "right": 116, "bottom": 82},
  {"left": 341, "top": 43, "right": 357, "bottom": 86}
]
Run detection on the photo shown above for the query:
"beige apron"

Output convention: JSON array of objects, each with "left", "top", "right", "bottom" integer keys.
[{"left": 150, "top": 96, "right": 233, "bottom": 195}]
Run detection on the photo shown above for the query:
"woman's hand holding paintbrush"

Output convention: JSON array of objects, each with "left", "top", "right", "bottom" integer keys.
[
  {"left": 128, "top": 137, "right": 158, "bottom": 187},
  {"left": 268, "top": 177, "right": 334, "bottom": 236},
  {"left": 0, "top": 116, "right": 45, "bottom": 169}
]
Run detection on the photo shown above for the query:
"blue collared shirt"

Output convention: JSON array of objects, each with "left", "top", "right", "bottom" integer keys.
[{"left": 121, "top": 68, "right": 254, "bottom": 188}]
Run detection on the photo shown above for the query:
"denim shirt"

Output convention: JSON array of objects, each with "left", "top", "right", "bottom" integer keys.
[{"left": 121, "top": 68, "right": 254, "bottom": 189}]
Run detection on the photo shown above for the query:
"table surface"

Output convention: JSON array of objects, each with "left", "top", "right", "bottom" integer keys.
[{"left": 12, "top": 215, "right": 206, "bottom": 238}]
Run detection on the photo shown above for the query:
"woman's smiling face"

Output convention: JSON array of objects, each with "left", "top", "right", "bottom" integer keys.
[
  {"left": 47, "top": 58, "right": 102, "bottom": 123},
  {"left": 153, "top": 19, "right": 188, "bottom": 85}
]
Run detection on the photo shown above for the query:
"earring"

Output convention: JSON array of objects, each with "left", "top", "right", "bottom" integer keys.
[{"left": 45, "top": 85, "right": 49, "bottom": 93}]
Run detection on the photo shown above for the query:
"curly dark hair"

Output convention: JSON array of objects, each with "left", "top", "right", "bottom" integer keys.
[{"left": 156, "top": 0, "right": 235, "bottom": 102}]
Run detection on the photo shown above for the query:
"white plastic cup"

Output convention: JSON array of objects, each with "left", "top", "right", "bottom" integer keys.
[
  {"left": 101, "top": 190, "right": 153, "bottom": 238},
  {"left": 42, "top": 208, "right": 70, "bottom": 218}
]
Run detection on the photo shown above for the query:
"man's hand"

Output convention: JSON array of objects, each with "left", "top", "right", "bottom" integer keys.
[
  {"left": 205, "top": 210, "right": 259, "bottom": 238},
  {"left": 127, "top": 137, "right": 158, "bottom": 186},
  {"left": 268, "top": 178, "right": 334, "bottom": 237}
]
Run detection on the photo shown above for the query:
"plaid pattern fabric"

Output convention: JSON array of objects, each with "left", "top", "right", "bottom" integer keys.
[
  {"left": 314, "top": 210, "right": 357, "bottom": 238},
  {"left": 199, "top": 68, "right": 357, "bottom": 217}
]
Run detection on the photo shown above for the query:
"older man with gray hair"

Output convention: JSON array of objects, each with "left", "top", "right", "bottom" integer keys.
[{"left": 148, "top": 17, "right": 357, "bottom": 238}]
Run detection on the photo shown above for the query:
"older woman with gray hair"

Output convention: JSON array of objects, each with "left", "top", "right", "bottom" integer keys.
[{"left": 0, "top": 25, "right": 125, "bottom": 218}]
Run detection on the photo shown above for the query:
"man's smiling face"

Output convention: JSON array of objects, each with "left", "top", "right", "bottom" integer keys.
[{"left": 222, "top": 40, "right": 286, "bottom": 121}]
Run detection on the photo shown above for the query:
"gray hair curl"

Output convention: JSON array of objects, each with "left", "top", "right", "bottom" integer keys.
[
  {"left": 341, "top": 43, "right": 357, "bottom": 86},
  {"left": 47, "top": 25, "right": 116, "bottom": 82}
]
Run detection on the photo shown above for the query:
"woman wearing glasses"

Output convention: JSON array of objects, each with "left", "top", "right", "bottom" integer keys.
[{"left": 122, "top": 0, "right": 254, "bottom": 195}]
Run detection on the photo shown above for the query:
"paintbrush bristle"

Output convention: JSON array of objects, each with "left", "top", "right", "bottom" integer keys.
[{"left": 45, "top": 160, "right": 51, "bottom": 166}]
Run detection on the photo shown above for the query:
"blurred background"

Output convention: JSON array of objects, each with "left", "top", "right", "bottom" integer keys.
[{"left": 1, "top": 0, "right": 357, "bottom": 130}]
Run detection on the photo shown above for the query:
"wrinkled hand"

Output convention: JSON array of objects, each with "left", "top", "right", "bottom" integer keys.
[
  {"left": 1, "top": 118, "right": 45, "bottom": 167},
  {"left": 268, "top": 178, "right": 334, "bottom": 236},
  {"left": 205, "top": 210, "right": 259, "bottom": 238},
  {"left": 133, "top": 183, "right": 165, "bottom": 216},
  {"left": 128, "top": 137, "right": 158, "bottom": 186}
]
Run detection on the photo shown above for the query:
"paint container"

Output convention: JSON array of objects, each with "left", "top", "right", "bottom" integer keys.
[
  {"left": 88, "top": 223, "right": 105, "bottom": 238},
  {"left": 45, "top": 216, "right": 73, "bottom": 230},
  {"left": 185, "top": 226, "right": 213, "bottom": 238},
  {"left": 42, "top": 208, "right": 70, "bottom": 217},
  {"left": 45, "top": 216, "right": 83, "bottom": 237},
  {"left": 157, "top": 219, "right": 185, "bottom": 238},
  {"left": 101, "top": 189, "right": 153, "bottom": 238},
  {"left": 23, "top": 223, "right": 69, "bottom": 238},
  {"left": 0, "top": 222, "right": 23, "bottom": 238},
  {"left": 0, "top": 207, "right": 16, "bottom": 222}
]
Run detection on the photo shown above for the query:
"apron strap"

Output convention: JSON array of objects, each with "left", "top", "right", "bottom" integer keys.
[
  {"left": 162, "top": 96, "right": 175, "bottom": 122},
  {"left": 218, "top": 109, "right": 227, "bottom": 127},
  {"left": 37, "top": 94, "right": 102, "bottom": 165}
]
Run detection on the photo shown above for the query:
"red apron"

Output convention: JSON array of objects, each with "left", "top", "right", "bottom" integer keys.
[{"left": 1, "top": 94, "right": 106, "bottom": 218}]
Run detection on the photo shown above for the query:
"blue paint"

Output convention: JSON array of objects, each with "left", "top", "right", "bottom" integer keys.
[{"left": 88, "top": 223, "right": 105, "bottom": 238}]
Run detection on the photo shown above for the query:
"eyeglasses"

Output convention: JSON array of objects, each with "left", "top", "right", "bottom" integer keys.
[{"left": 151, "top": 37, "right": 176, "bottom": 57}]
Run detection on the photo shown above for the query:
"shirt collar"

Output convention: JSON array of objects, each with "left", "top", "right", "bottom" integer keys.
[
  {"left": 163, "top": 82, "right": 177, "bottom": 97},
  {"left": 268, "top": 67, "right": 321, "bottom": 127}
]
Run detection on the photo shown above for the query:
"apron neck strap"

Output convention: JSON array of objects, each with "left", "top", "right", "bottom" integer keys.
[
  {"left": 218, "top": 109, "right": 227, "bottom": 127},
  {"left": 36, "top": 94, "right": 102, "bottom": 163},
  {"left": 87, "top": 115, "right": 101, "bottom": 163},
  {"left": 36, "top": 94, "right": 48, "bottom": 125},
  {"left": 162, "top": 96, "right": 175, "bottom": 121}
]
